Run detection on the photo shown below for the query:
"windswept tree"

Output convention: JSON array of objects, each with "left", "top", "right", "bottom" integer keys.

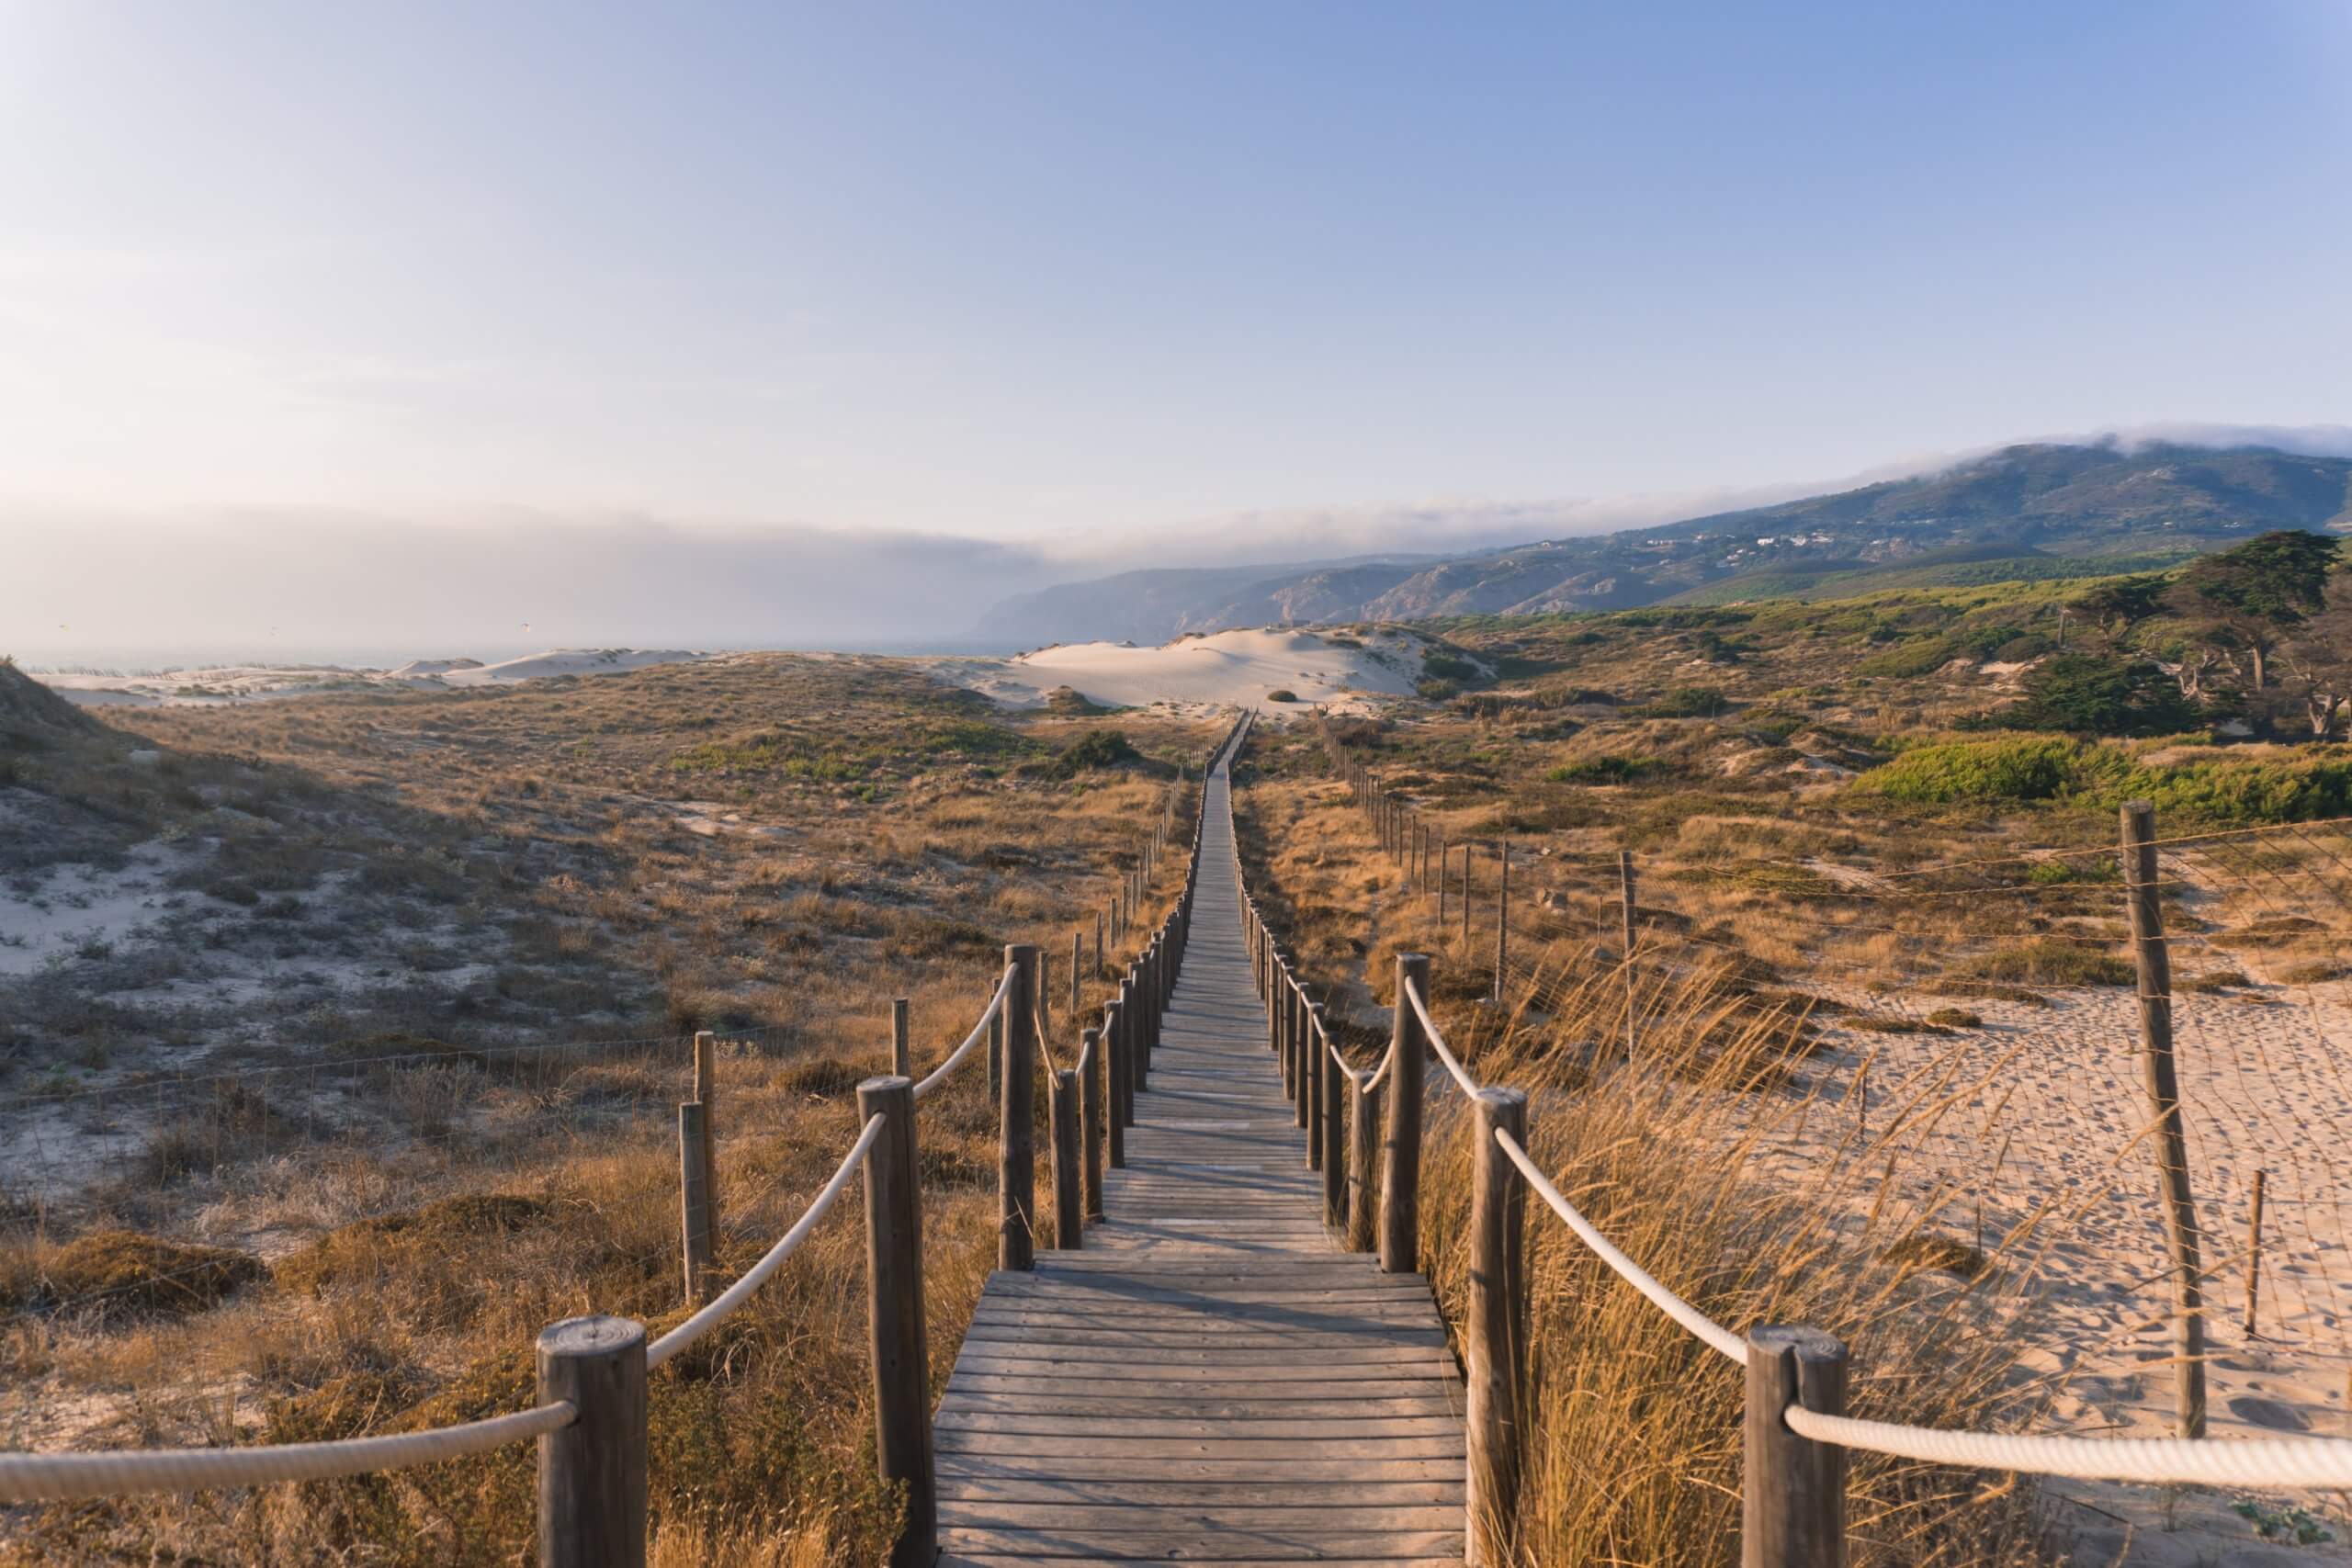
[
  {"left": 2168, "top": 530, "right": 2341, "bottom": 692},
  {"left": 2281, "top": 575, "right": 2352, "bottom": 739},
  {"left": 2070, "top": 573, "right": 2170, "bottom": 642}
]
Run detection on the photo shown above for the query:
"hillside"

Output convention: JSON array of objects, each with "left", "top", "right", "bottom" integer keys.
[{"left": 982, "top": 442, "right": 2352, "bottom": 642}]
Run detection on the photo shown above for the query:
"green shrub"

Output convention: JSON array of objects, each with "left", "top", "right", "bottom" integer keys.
[
  {"left": 1638, "top": 686, "right": 1729, "bottom": 718},
  {"left": 1857, "top": 736, "right": 2083, "bottom": 803},
  {"left": 1046, "top": 729, "right": 1144, "bottom": 777},
  {"left": 1266, "top": 689, "right": 1299, "bottom": 704},
  {"left": 1952, "top": 939, "right": 2134, "bottom": 987},
  {"left": 1547, "top": 756, "right": 1658, "bottom": 784}
]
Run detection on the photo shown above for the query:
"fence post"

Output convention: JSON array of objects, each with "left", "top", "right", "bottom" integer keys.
[
  {"left": 1349, "top": 1075, "right": 1382, "bottom": 1252},
  {"left": 1301, "top": 986, "right": 1319, "bottom": 1150},
  {"left": 1620, "top": 850, "right": 1639, "bottom": 1056},
  {"left": 1110, "top": 991, "right": 1128, "bottom": 1152},
  {"left": 1094, "top": 909, "right": 1104, "bottom": 977},
  {"left": 1118, "top": 973, "right": 1138, "bottom": 1104},
  {"left": 2246, "top": 1168, "right": 2268, "bottom": 1337},
  {"left": 1071, "top": 930, "right": 1082, "bottom": 1020},
  {"left": 1316, "top": 1004, "right": 1343, "bottom": 1225},
  {"left": 1461, "top": 847, "right": 1471, "bottom": 944},
  {"left": 890, "top": 998, "right": 910, "bottom": 1078},
  {"left": 1466, "top": 1089, "right": 1529, "bottom": 1566},
  {"left": 1743, "top": 1325, "right": 1848, "bottom": 1568},
  {"left": 1051, "top": 1067, "right": 1081, "bottom": 1248},
  {"left": 1438, "top": 840, "right": 1448, "bottom": 924},
  {"left": 1381, "top": 953, "right": 1429, "bottom": 1273},
  {"left": 858, "top": 1076, "right": 935, "bottom": 1567},
  {"left": 693, "top": 1031, "right": 718, "bottom": 1239},
  {"left": 2121, "top": 799, "right": 2208, "bottom": 1437},
  {"left": 1001, "top": 944, "right": 1038, "bottom": 1272},
  {"left": 677, "top": 1101, "right": 711, "bottom": 1305},
  {"left": 1493, "top": 844, "right": 1508, "bottom": 1002},
  {"left": 987, "top": 1007, "right": 1002, "bottom": 1100},
  {"left": 1082, "top": 1027, "right": 1107, "bottom": 1221},
  {"left": 537, "top": 1314, "right": 648, "bottom": 1568}
]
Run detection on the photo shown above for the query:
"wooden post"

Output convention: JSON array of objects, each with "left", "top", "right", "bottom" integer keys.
[
  {"left": 1071, "top": 930, "right": 1082, "bottom": 1020},
  {"left": 987, "top": 1006, "right": 1002, "bottom": 1100},
  {"left": 1082, "top": 1027, "right": 1106, "bottom": 1221},
  {"left": 1620, "top": 850, "right": 1639, "bottom": 1056},
  {"left": 1119, "top": 973, "right": 1139, "bottom": 1109},
  {"left": 890, "top": 998, "right": 910, "bottom": 1078},
  {"left": 2245, "top": 1168, "right": 2267, "bottom": 1337},
  {"left": 1001, "top": 944, "right": 1038, "bottom": 1272},
  {"left": 677, "top": 1101, "right": 712, "bottom": 1305},
  {"left": 1438, "top": 840, "right": 1448, "bottom": 924},
  {"left": 1493, "top": 844, "right": 1508, "bottom": 1002},
  {"left": 1094, "top": 909, "right": 1104, "bottom": 977},
  {"left": 692, "top": 1031, "right": 718, "bottom": 1239},
  {"left": 1106, "top": 1002, "right": 1128, "bottom": 1168},
  {"left": 1316, "top": 1004, "right": 1343, "bottom": 1224},
  {"left": 1348, "top": 1075, "right": 1381, "bottom": 1252},
  {"left": 1382, "top": 953, "right": 1430, "bottom": 1273},
  {"left": 858, "top": 1076, "right": 935, "bottom": 1567},
  {"left": 1467, "top": 1089, "right": 1530, "bottom": 1567},
  {"left": 1302, "top": 987, "right": 1320, "bottom": 1150},
  {"left": 1461, "top": 846, "right": 1471, "bottom": 944},
  {"left": 536, "top": 1314, "right": 648, "bottom": 1568},
  {"left": 1743, "top": 1326, "right": 1848, "bottom": 1568},
  {"left": 1050, "top": 1067, "right": 1081, "bottom": 1249},
  {"left": 2121, "top": 800, "right": 2208, "bottom": 1437}
]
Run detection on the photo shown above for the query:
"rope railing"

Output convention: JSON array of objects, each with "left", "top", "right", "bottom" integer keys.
[
  {"left": 1491, "top": 1126, "right": 1747, "bottom": 1364},
  {"left": 1401, "top": 976, "right": 1478, "bottom": 1098},
  {"left": 647, "top": 1111, "right": 887, "bottom": 1370},
  {"left": 0, "top": 1401, "right": 578, "bottom": 1505},
  {"left": 911, "top": 965, "right": 1015, "bottom": 1102}
]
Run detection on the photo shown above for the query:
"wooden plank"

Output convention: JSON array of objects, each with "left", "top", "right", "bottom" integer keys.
[
  {"left": 937, "top": 1479, "right": 1465, "bottom": 1506},
  {"left": 937, "top": 1529, "right": 1466, "bottom": 1560},
  {"left": 938, "top": 1504, "right": 1464, "bottom": 1531}
]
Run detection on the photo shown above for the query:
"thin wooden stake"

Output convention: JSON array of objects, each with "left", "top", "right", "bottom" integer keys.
[
  {"left": 692, "top": 1030, "right": 718, "bottom": 1239},
  {"left": 2245, "top": 1168, "right": 2268, "bottom": 1337},
  {"left": 1082, "top": 1026, "right": 1106, "bottom": 1220},
  {"left": 2121, "top": 800, "right": 2208, "bottom": 1437},
  {"left": 1050, "top": 1067, "right": 1081, "bottom": 1248},
  {"left": 677, "top": 1101, "right": 711, "bottom": 1305},
  {"left": 889, "top": 998, "right": 910, "bottom": 1078}
]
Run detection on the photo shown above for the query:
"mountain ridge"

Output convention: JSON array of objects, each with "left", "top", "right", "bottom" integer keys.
[{"left": 978, "top": 443, "right": 2352, "bottom": 644}]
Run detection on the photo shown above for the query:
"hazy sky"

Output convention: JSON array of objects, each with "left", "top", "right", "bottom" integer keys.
[{"left": 6, "top": 1, "right": 2351, "bottom": 652}]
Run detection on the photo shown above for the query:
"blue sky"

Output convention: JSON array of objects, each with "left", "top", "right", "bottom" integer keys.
[{"left": 5, "top": 2, "right": 2350, "bottom": 649}]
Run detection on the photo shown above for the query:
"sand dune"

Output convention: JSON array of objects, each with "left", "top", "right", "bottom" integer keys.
[{"left": 932, "top": 626, "right": 1441, "bottom": 714}]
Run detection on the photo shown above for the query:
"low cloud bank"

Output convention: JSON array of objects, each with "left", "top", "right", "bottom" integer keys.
[{"left": 13, "top": 423, "right": 2346, "bottom": 662}]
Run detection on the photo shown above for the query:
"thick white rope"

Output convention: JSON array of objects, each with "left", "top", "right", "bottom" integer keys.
[
  {"left": 1493, "top": 1127, "right": 1750, "bottom": 1364},
  {"left": 1784, "top": 1406, "right": 2352, "bottom": 1487},
  {"left": 647, "top": 1111, "right": 885, "bottom": 1370},
  {"left": 913, "top": 966, "right": 1015, "bottom": 1103},
  {"left": 1403, "top": 977, "right": 1481, "bottom": 1097},
  {"left": 0, "top": 1400, "right": 576, "bottom": 1503}
]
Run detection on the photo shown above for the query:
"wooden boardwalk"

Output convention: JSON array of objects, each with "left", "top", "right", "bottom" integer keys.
[{"left": 937, "top": 766, "right": 1467, "bottom": 1565}]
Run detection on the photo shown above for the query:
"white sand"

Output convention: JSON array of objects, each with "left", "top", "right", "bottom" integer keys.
[
  {"left": 931, "top": 626, "right": 1442, "bottom": 715},
  {"left": 1746, "top": 980, "right": 2352, "bottom": 1562}
]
